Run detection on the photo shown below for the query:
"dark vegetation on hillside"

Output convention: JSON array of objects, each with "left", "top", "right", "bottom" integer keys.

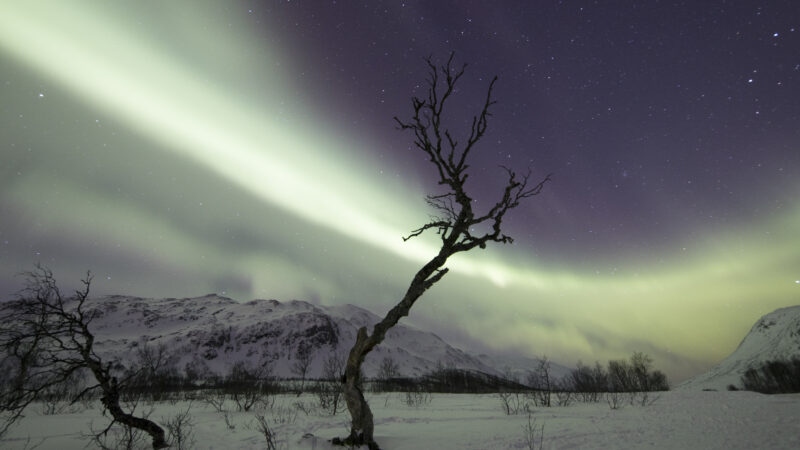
[
  {"left": 1, "top": 265, "right": 670, "bottom": 447},
  {"left": 739, "top": 358, "right": 800, "bottom": 394}
]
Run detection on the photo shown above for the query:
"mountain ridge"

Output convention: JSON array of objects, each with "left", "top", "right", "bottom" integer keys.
[
  {"left": 63, "top": 294, "right": 569, "bottom": 381},
  {"left": 678, "top": 305, "right": 800, "bottom": 391}
]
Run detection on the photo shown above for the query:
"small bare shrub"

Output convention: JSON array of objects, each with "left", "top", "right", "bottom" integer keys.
[
  {"left": 553, "top": 380, "right": 574, "bottom": 407},
  {"left": 202, "top": 389, "right": 228, "bottom": 413},
  {"left": 376, "top": 356, "right": 401, "bottom": 392},
  {"left": 403, "top": 388, "right": 432, "bottom": 408},
  {"left": 226, "top": 360, "right": 275, "bottom": 412},
  {"left": 293, "top": 400, "right": 314, "bottom": 416},
  {"left": 163, "top": 407, "right": 195, "bottom": 450},
  {"left": 638, "top": 391, "right": 661, "bottom": 407},
  {"left": 521, "top": 411, "right": 544, "bottom": 450},
  {"left": 291, "top": 342, "right": 313, "bottom": 396},
  {"left": 606, "top": 391, "right": 624, "bottom": 410},
  {"left": 527, "top": 357, "right": 552, "bottom": 407},
  {"left": 498, "top": 391, "right": 527, "bottom": 415},
  {"left": 38, "top": 370, "right": 88, "bottom": 415},
  {"left": 253, "top": 413, "right": 281, "bottom": 450},
  {"left": 222, "top": 410, "right": 236, "bottom": 430},
  {"left": 270, "top": 404, "right": 298, "bottom": 425},
  {"left": 316, "top": 354, "right": 344, "bottom": 415},
  {"left": 742, "top": 358, "right": 800, "bottom": 394},
  {"left": 570, "top": 361, "right": 605, "bottom": 402}
]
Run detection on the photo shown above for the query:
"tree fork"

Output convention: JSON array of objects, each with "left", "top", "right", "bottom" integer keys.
[
  {"left": 0, "top": 266, "right": 168, "bottom": 449},
  {"left": 334, "top": 53, "right": 550, "bottom": 449}
]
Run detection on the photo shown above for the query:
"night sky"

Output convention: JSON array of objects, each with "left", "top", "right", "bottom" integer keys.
[{"left": 1, "top": 1, "right": 798, "bottom": 382}]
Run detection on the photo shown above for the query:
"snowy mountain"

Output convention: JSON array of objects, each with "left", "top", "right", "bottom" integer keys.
[
  {"left": 679, "top": 305, "right": 800, "bottom": 391},
  {"left": 67, "top": 294, "right": 559, "bottom": 380}
]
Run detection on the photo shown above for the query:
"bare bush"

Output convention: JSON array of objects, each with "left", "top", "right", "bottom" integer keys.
[
  {"left": 291, "top": 342, "right": 313, "bottom": 396},
  {"left": 608, "top": 352, "right": 669, "bottom": 396},
  {"left": 253, "top": 413, "right": 280, "bottom": 450},
  {"left": 270, "top": 404, "right": 298, "bottom": 425},
  {"left": 742, "top": 358, "right": 800, "bottom": 394},
  {"left": 201, "top": 389, "right": 228, "bottom": 413},
  {"left": 222, "top": 410, "right": 236, "bottom": 431},
  {"left": 403, "top": 387, "right": 432, "bottom": 408},
  {"left": 521, "top": 411, "right": 544, "bottom": 450},
  {"left": 498, "top": 391, "right": 527, "bottom": 415},
  {"left": 570, "top": 361, "right": 606, "bottom": 402},
  {"left": 38, "top": 369, "right": 89, "bottom": 415},
  {"left": 375, "top": 356, "right": 401, "bottom": 392},
  {"left": 122, "top": 342, "right": 181, "bottom": 403},
  {"left": 316, "top": 354, "right": 344, "bottom": 415},
  {"left": 226, "top": 360, "right": 275, "bottom": 412},
  {"left": 163, "top": 407, "right": 195, "bottom": 450},
  {"left": 606, "top": 391, "right": 624, "bottom": 410},
  {"left": 293, "top": 400, "right": 315, "bottom": 416},
  {"left": 89, "top": 425, "right": 149, "bottom": 450},
  {"left": 527, "top": 356, "right": 552, "bottom": 407},
  {"left": 607, "top": 359, "right": 635, "bottom": 393},
  {"left": 553, "top": 380, "right": 574, "bottom": 407},
  {"left": 636, "top": 390, "right": 661, "bottom": 407}
]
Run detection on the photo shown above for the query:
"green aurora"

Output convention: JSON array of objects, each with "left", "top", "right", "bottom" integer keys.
[{"left": 1, "top": 2, "right": 798, "bottom": 382}]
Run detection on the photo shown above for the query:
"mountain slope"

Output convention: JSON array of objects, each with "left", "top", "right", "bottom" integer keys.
[
  {"left": 679, "top": 305, "right": 800, "bottom": 391},
  {"left": 76, "top": 294, "right": 560, "bottom": 380}
]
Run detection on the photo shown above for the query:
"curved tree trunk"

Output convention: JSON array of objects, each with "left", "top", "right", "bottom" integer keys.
[
  {"left": 100, "top": 378, "right": 168, "bottom": 449},
  {"left": 332, "top": 53, "right": 550, "bottom": 449},
  {"left": 341, "top": 328, "right": 376, "bottom": 447},
  {"left": 335, "top": 255, "right": 448, "bottom": 449},
  {"left": 83, "top": 328, "right": 168, "bottom": 449}
]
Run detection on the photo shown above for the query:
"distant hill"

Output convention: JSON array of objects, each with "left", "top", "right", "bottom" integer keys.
[
  {"left": 34, "top": 294, "right": 568, "bottom": 380},
  {"left": 679, "top": 305, "right": 800, "bottom": 391}
]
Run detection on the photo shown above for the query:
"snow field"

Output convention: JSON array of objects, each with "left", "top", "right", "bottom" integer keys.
[{"left": 3, "top": 391, "right": 799, "bottom": 449}]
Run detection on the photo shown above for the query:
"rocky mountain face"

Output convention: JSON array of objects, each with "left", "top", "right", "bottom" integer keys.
[
  {"left": 70, "top": 294, "right": 558, "bottom": 380},
  {"left": 679, "top": 305, "right": 800, "bottom": 391}
]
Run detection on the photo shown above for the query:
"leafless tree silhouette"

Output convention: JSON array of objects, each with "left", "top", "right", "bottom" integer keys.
[
  {"left": 0, "top": 265, "right": 168, "bottom": 448},
  {"left": 291, "top": 342, "right": 313, "bottom": 396},
  {"left": 335, "top": 54, "right": 551, "bottom": 449}
]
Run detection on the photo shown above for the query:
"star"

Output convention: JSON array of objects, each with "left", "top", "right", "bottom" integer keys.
[{"left": 0, "top": 0, "right": 797, "bottom": 385}]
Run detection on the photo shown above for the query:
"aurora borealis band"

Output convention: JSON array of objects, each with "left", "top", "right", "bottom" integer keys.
[{"left": 1, "top": 2, "right": 798, "bottom": 382}]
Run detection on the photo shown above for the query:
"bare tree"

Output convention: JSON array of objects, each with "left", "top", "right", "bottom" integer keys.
[
  {"left": 291, "top": 342, "right": 313, "bottom": 396},
  {"left": 607, "top": 359, "right": 634, "bottom": 393},
  {"left": 317, "top": 353, "right": 345, "bottom": 415},
  {"left": 334, "top": 54, "right": 550, "bottom": 449},
  {"left": 162, "top": 407, "right": 196, "bottom": 450},
  {"left": 0, "top": 265, "right": 168, "bottom": 448},
  {"left": 376, "top": 356, "right": 400, "bottom": 392},
  {"left": 527, "top": 356, "right": 552, "bottom": 407},
  {"left": 123, "top": 341, "right": 177, "bottom": 403},
  {"left": 225, "top": 359, "right": 274, "bottom": 412}
]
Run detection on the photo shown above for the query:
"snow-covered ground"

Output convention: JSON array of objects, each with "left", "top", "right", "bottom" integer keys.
[{"left": 3, "top": 391, "right": 799, "bottom": 449}]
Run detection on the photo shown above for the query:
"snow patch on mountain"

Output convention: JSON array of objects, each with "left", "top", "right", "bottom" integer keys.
[
  {"left": 678, "top": 305, "right": 800, "bottom": 391},
  {"left": 77, "top": 294, "right": 560, "bottom": 380}
]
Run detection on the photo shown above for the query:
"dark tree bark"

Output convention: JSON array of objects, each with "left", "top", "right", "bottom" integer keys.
[
  {"left": 0, "top": 265, "right": 168, "bottom": 448},
  {"left": 334, "top": 54, "right": 551, "bottom": 449}
]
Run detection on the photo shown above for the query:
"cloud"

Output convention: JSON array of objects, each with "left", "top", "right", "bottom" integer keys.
[{"left": 1, "top": 2, "right": 798, "bottom": 384}]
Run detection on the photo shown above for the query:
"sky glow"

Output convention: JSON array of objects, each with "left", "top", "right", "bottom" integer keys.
[
  {"left": 0, "top": 3, "right": 437, "bottom": 269},
  {"left": 1, "top": 2, "right": 798, "bottom": 382}
]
